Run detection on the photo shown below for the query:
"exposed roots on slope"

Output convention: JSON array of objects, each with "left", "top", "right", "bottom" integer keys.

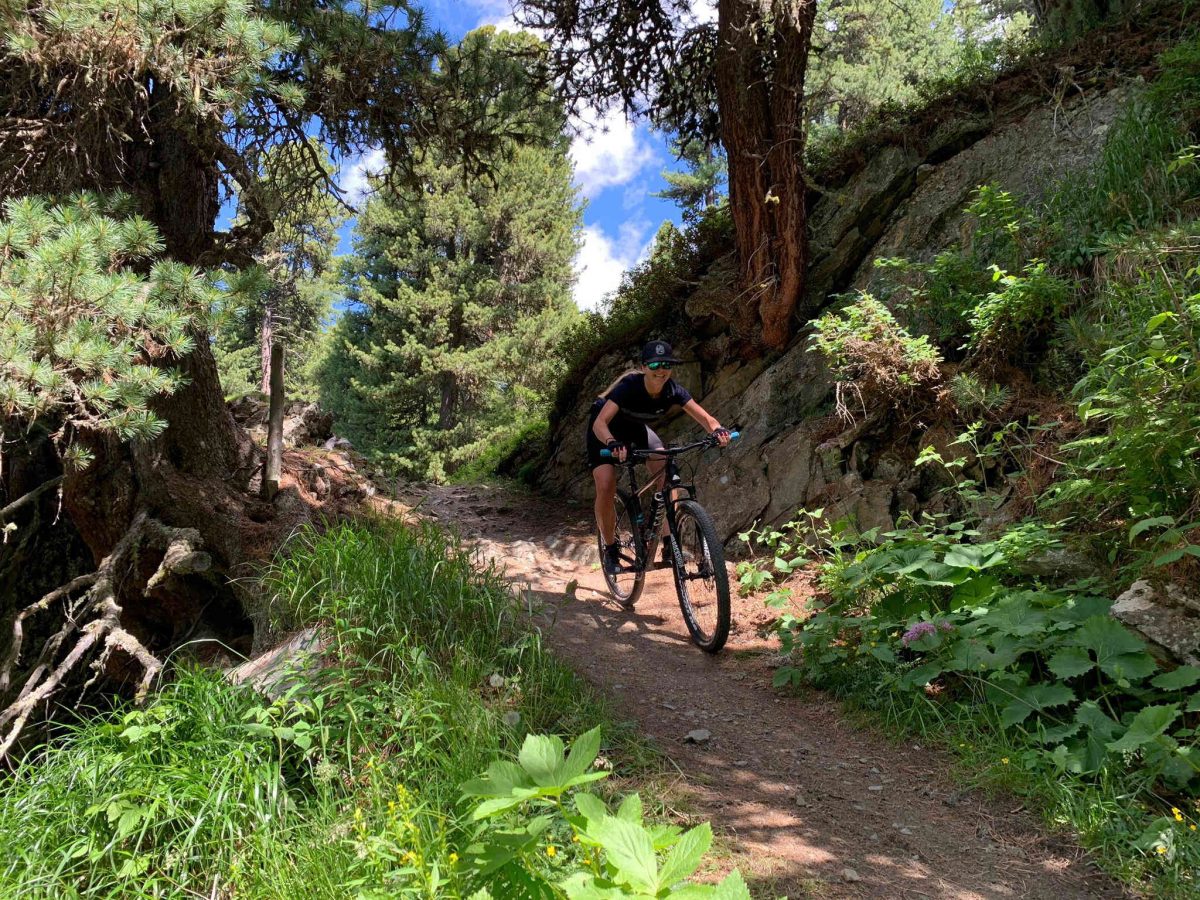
[{"left": 0, "top": 512, "right": 211, "bottom": 759}]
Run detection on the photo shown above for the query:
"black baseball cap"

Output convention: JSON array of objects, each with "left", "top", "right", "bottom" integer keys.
[{"left": 641, "top": 340, "right": 682, "bottom": 365}]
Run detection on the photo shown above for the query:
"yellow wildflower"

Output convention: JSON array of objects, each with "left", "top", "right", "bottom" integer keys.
[
  {"left": 546, "top": 845, "right": 557, "bottom": 858},
  {"left": 449, "top": 853, "right": 459, "bottom": 864},
  {"left": 1156, "top": 846, "right": 1167, "bottom": 855},
  {"left": 1001, "top": 757, "right": 1009, "bottom": 765},
  {"left": 1173, "top": 807, "right": 1184, "bottom": 822}
]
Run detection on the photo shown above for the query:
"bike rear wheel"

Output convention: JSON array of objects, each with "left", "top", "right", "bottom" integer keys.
[
  {"left": 670, "top": 499, "right": 731, "bottom": 652},
  {"left": 598, "top": 490, "right": 646, "bottom": 608}
]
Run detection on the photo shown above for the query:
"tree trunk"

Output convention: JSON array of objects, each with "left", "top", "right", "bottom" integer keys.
[
  {"left": 716, "top": 0, "right": 816, "bottom": 351},
  {"left": 56, "top": 93, "right": 259, "bottom": 672},
  {"left": 260, "top": 299, "right": 275, "bottom": 395},
  {"left": 263, "top": 343, "right": 285, "bottom": 501}
]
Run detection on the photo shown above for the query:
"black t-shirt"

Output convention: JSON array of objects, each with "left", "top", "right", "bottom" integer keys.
[{"left": 603, "top": 374, "right": 692, "bottom": 429}]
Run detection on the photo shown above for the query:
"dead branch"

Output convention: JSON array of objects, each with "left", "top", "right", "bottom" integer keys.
[
  {"left": 0, "top": 509, "right": 210, "bottom": 759},
  {"left": 0, "top": 475, "right": 64, "bottom": 524}
]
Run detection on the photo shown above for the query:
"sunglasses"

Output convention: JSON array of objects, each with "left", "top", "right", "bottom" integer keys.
[{"left": 646, "top": 361, "right": 673, "bottom": 371}]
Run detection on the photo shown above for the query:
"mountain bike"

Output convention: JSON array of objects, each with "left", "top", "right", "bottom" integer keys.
[{"left": 597, "top": 431, "right": 740, "bottom": 653}]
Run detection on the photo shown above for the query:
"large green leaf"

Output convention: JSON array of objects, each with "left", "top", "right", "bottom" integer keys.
[
  {"left": 943, "top": 543, "right": 1005, "bottom": 571},
  {"left": 1107, "top": 704, "right": 1180, "bottom": 753},
  {"left": 574, "top": 792, "right": 607, "bottom": 824},
  {"left": 590, "top": 816, "right": 658, "bottom": 893},
  {"left": 1047, "top": 647, "right": 1094, "bottom": 679},
  {"left": 1067, "top": 701, "right": 1122, "bottom": 774},
  {"left": 984, "top": 597, "right": 1047, "bottom": 636},
  {"left": 616, "top": 792, "right": 643, "bottom": 824},
  {"left": 1104, "top": 652, "right": 1157, "bottom": 682},
  {"left": 951, "top": 576, "right": 1001, "bottom": 609},
  {"left": 888, "top": 547, "right": 938, "bottom": 575},
  {"left": 1151, "top": 666, "right": 1200, "bottom": 691},
  {"left": 519, "top": 733, "right": 566, "bottom": 787},
  {"left": 1072, "top": 616, "right": 1147, "bottom": 677},
  {"left": 462, "top": 760, "right": 530, "bottom": 799},
  {"left": 560, "top": 726, "right": 603, "bottom": 783},
  {"left": 658, "top": 822, "right": 713, "bottom": 887},
  {"left": 711, "top": 870, "right": 754, "bottom": 899},
  {"left": 1000, "top": 683, "right": 1076, "bottom": 728},
  {"left": 1052, "top": 595, "right": 1112, "bottom": 623}
]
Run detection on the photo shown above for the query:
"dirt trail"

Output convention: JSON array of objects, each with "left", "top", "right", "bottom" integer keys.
[{"left": 390, "top": 483, "right": 1123, "bottom": 899}]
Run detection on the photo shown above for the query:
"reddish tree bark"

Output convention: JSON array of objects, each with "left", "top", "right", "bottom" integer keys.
[{"left": 716, "top": 0, "right": 816, "bottom": 351}]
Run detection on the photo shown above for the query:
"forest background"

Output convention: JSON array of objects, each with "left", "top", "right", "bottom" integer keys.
[{"left": 3, "top": 0, "right": 1199, "bottom": 897}]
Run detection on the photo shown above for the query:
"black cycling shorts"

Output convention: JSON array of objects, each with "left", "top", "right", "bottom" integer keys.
[{"left": 584, "top": 398, "right": 664, "bottom": 471}]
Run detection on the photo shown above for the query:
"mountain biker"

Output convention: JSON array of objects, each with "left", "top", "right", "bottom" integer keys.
[{"left": 587, "top": 340, "right": 730, "bottom": 575}]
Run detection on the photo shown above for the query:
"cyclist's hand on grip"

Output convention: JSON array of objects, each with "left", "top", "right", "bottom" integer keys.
[
  {"left": 711, "top": 427, "right": 731, "bottom": 448},
  {"left": 606, "top": 439, "right": 628, "bottom": 462}
]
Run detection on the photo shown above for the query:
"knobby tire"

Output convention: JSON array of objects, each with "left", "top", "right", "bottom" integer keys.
[
  {"left": 671, "top": 499, "right": 731, "bottom": 653},
  {"left": 598, "top": 490, "right": 646, "bottom": 607}
]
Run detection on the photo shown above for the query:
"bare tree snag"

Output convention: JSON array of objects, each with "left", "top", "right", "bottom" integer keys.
[{"left": 263, "top": 342, "right": 285, "bottom": 501}]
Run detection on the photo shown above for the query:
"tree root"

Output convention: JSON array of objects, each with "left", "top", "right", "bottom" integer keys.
[{"left": 0, "top": 511, "right": 211, "bottom": 759}]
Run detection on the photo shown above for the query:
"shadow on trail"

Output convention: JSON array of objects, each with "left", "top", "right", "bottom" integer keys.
[{"left": 525, "top": 578, "right": 1123, "bottom": 900}]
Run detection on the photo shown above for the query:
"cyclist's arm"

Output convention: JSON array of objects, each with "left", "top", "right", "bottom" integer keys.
[
  {"left": 681, "top": 399, "right": 724, "bottom": 435},
  {"left": 592, "top": 400, "right": 621, "bottom": 445}
]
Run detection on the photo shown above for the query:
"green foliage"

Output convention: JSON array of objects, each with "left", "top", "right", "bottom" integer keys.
[
  {"left": 460, "top": 728, "right": 750, "bottom": 898},
  {"left": 0, "top": 517, "right": 698, "bottom": 897},
  {"left": 948, "top": 373, "right": 1012, "bottom": 418},
  {"left": 1045, "top": 231, "right": 1200, "bottom": 542},
  {"left": 0, "top": 194, "right": 233, "bottom": 467},
  {"left": 807, "top": 0, "right": 1030, "bottom": 135},
  {"left": 741, "top": 508, "right": 1200, "bottom": 888},
  {"left": 653, "top": 138, "right": 726, "bottom": 221},
  {"left": 808, "top": 293, "right": 942, "bottom": 421},
  {"left": 1048, "top": 37, "right": 1200, "bottom": 264},
  {"left": 320, "top": 28, "right": 581, "bottom": 482},
  {"left": 874, "top": 185, "right": 1070, "bottom": 363},
  {"left": 214, "top": 139, "right": 347, "bottom": 401}
]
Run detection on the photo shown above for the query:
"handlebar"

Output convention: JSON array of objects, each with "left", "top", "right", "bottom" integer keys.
[{"left": 601, "top": 431, "right": 741, "bottom": 460}]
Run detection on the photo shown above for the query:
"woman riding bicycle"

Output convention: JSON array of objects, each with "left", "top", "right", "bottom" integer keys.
[{"left": 587, "top": 340, "right": 730, "bottom": 575}]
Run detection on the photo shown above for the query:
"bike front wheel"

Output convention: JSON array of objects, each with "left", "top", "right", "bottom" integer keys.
[
  {"left": 670, "top": 499, "right": 731, "bottom": 653},
  {"left": 598, "top": 490, "right": 646, "bottom": 608}
]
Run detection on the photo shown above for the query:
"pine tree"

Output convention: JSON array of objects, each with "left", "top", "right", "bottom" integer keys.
[
  {"left": 322, "top": 29, "right": 582, "bottom": 481},
  {"left": 806, "top": 0, "right": 1029, "bottom": 133},
  {"left": 214, "top": 140, "right": 346, "bottom": 400},
  {"left": 654, "top": 138, "right": 727, "bottom": 220}
]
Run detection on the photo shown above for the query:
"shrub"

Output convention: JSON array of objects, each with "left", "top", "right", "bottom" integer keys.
[{"left": 809, "top": 293, "right": 943, "bottom": 422}]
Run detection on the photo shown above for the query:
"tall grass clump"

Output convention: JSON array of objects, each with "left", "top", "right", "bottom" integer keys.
[{"left": 0, "top": 518, "right": 643, "bottom": 897}]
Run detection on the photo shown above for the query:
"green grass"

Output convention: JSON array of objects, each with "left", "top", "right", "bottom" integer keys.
[{"left": 0, "top": 517, "right": 650, "bottom": 898}]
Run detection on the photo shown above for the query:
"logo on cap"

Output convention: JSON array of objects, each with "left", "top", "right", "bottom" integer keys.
[{"left": 655, "top": 343, "right": 665, "bottom": 357}]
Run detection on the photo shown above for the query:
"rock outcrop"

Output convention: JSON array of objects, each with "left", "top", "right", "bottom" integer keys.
[{"left": 542, "top": 77, "right": 1136, "bottom": 548}]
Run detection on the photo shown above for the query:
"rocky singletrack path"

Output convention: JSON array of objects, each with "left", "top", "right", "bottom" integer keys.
[{"left": 389, "top": 482, "right": 1123, "bottom": 899}]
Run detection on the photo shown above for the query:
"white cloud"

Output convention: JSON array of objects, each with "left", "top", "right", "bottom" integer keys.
[
  {"left": 687, "top": 0, "right": 718, "bottom": 25},
  {"left": 570, "top": 107, "right": 657, "bottom": 198},
  {"left": 338, "top": 147, "right": 386, "bottom": 206},
  {"left": 573, "top": 222, "right": 656, "bottom": 311},
  {"left": 459, "top": 0, "right": 525, "bottom": 31}
]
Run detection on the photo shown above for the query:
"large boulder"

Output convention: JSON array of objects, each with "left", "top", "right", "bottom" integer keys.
[{"left": 1113, "top": 580, "right": 1200, "bottom": 665}]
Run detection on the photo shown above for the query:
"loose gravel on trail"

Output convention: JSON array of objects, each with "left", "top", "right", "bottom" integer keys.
[{"left": 390, "top": 483, "right": 1125, "bottom": 899}]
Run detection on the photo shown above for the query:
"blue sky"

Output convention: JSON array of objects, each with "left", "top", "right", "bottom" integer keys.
[{"left": 334, "top": 0, "right": 719, "bottom": 312}]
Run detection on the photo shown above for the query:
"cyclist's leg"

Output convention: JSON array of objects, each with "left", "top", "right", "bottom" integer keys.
[
  {"left": 643, "top": 427, "right": 668, "bottom": 539},
  {"left": 592, "top": 464, "right": 618, "bottom": 545}
]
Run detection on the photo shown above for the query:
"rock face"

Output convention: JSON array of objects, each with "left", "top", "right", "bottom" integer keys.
[
  {"left": 231, "top": 395, "right": 338, "bottom": 449},
  {"left": 1113, "top": 581, "right": 1200, "bottom": 665},
  {"left": 542, "top": 79, "right": 1136, "bottom": 548}
]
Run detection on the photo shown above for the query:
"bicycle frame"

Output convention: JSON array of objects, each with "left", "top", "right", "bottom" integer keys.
[{"left": 608, "top": 439, "right": 711, "bottom": 573}]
